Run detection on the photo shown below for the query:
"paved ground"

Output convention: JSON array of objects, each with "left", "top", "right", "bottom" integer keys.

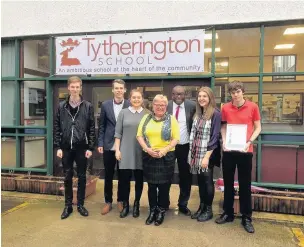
[{"left": 2, "top": 181, "right": 304, "bottom": 247}]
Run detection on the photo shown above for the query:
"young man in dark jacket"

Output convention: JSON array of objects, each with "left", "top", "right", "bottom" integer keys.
[
  {"left": 97, "top": 79, "right": 130, "bottom": 215},
  {"left": 54, "top": 76, "right": 96, "bottom": 219}
]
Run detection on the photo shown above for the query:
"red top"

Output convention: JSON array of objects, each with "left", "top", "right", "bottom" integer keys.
[{"left": 222, "top": 100, "right": 261, "bottom": 153}]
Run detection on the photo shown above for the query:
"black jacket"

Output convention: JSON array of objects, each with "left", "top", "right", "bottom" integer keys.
[{"left": 54, "top": 96, "right": 96, "bottom": 151}]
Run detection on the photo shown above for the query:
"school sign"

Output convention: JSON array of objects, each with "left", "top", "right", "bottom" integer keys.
[{"left": 55, "top": 30, "right": 205, "bottom": 75}]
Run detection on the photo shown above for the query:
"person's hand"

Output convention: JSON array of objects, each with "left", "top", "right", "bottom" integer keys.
[
  {"left": 156, "top": 147, "right": 169, "bottom": 158},
  {"left": 146, "top": 148, "right": 159, "bottom": 158},
  {"left": 98, "top": 147, "right": 104, "bottom": 154},
  {"left": 57, "top": 149, "right": 63, "bottom": 158},
  {"left": 201, "top": 157, "right": 209, "bottom": 169},
  {"left": 85, "top": 150, "right": 93, "bottom": 159},
  {"left": 222, "top": 143, "right": 230, "bottom": 152},
  {"left": 242, "top": 142, "right": 251, "bottom": 153},
  {"left": 115, "top": 150, "right": 121, "bottom": 161}
]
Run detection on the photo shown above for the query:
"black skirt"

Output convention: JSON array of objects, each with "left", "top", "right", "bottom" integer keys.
[{"left": 142, "top": 151, "right": 175, "bottom": 184}]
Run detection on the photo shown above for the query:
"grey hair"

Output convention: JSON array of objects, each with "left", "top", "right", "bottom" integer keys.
[{"left": 153, "top": 94, "right": 168, "bottom": 105}]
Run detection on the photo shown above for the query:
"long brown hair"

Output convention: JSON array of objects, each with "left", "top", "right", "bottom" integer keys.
[{"left": 195, "top": 87, "right": 216, "bottom": 120}]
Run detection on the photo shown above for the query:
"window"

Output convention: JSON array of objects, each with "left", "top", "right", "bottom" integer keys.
[
  {"left": 22, "top": 39, "right": 50, "bottom": 78},
  {"left": 21, "top": 81, "right": 46, "bottom": 126},
  {"left": 1, "top": 41, "right": 15, "bottom": 77},
  {"left": 1, "top": 81, "right": 16, "bottom": 125},
  {"left": 262, "top": 77, "right": 303, "bottom": 132},
  {"left": 273, "top": 55, "right": 296, "bottom": 80},
  {"left": 264, "top": 24, "right": 304, "bottom": 76},
  {"left": 215, "top": 28, "right": 260, "bottom": 73}
]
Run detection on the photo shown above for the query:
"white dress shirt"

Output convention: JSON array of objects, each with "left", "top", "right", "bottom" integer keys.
[{"left": 173, "top": 101, "right": 189, "bottom": 144}]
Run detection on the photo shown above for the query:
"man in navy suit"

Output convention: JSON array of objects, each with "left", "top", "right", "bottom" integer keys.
[
  {"left": 98, "top": 79, "right": 130, "bottom": 215},
  {"left": 167, "top": 85, "right": 196, "bottom": 216}
]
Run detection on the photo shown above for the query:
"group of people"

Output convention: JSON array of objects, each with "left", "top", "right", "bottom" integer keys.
[{"left": 54, "top": 76, "right": 261, "bottom": 234}]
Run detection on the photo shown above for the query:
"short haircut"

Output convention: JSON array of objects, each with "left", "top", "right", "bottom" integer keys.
[
  {"left": 227, "top": 80, "right": 245, "bottom": 93},
  {"left": 112, "top": 79, "right": 126, "bottom": 88},
  {"left": 153, "top": 94, "right": 168, "bottom": 105},
  {"left": 68, "top": 76, "right": 82, "bottom": 86}
]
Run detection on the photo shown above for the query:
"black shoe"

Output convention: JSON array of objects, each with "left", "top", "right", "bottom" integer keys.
[
  {"left": 197, "top": 206, "right": 213, "bottom": 222},
  {"left": 77, "top": 205, "right": 89, "bottom": 217},
  {"left": 241, "top": 218, "right": 255, "bottom": 233},
  {"left": 191, "top": 203, "right": 204, "bottom": 219},
  {"left": 120, "top": 201, "right": 129, "bottom": 218},
  {"left": 133, "top": 201, "right": 140, "bottom": 218},
  {"left": 215, "top": 213, "right": 234, "bottom": 224},
  {"left": 146, "top": 207, "right": 157, "bottom": 225},
  {"left": 61, "top": 206, "right": 73, "bottom": 219},
  {"left": 154, "top": 208, "right": 165, "bottom": 226},
  {"left": 178, "top": 206, "right": 191, "bottom": 216}
]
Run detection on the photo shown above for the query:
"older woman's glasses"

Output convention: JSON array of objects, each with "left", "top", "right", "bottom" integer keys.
[{"left": 153, "top": 103, "right": 166, "bottom": 108}]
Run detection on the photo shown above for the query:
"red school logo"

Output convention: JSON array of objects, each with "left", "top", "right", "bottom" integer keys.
[{"left": 59, "top": 38, "right": 81, "bottom": 66}]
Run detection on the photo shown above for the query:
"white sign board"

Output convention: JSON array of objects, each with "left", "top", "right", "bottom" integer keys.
[
  {"left": 225, "top": 124, "right": 247, "bottom": 151},
  {"left": 55, "top": 30, "right": 205, "bottom": 75}
]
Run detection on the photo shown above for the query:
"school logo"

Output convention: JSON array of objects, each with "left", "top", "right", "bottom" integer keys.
[{"left": 60, "top": 38, "right": 81, "bottom": 66}]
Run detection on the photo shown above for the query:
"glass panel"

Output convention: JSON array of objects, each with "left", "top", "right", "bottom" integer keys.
[
  {"left": 21, "top": 81, "right": 46, "bottom": 126},
  {"left": 261, "top": 144, "right": 300, "bottom": 184},
  {"left": 92, "top": 87, "right": 113, "bottom": 129},
  {"left": 58, "top": 87, "right": 69, "bottom": 103},
  {"left": 1, "top": 137, "right": 16, "bottom": 167},
  {"left": 23, "top": 39, "right": 50, "bottom": 78},
  {"left": 264, "top": 24, "right": 304, "bottom": 76},
  {"left": 215, "top": 28, "right": 260, "bottom": 73},
  {"left": 136, "top": 86, "right": 163, "bottom": 111},
  {"left": 1, "top": 41, "right": 15, "bottom": 77},
  {"left": 21, "top": 136, "right": 46, "bottom": 168},
  {"left": 214, "top": 77, "right": 259, "bottom": 109},
  {"left": 273, "top": 55, "right": 296, "bottom": 80},
  {"left": 262, "top": 76, "right": 303, "bottom": 132},
  {"left": 1, "top": 81, "right": 16, "bottom": 125}
]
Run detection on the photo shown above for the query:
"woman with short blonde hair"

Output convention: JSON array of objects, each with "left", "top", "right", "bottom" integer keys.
[{"left": 137, "top": 94, "right": 180, "bottom": 226}]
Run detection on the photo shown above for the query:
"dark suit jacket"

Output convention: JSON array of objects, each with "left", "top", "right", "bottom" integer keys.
[
  {"left": 167, "top": 99, "right": 196, "bottom": 135},
  {"left": 97, "top": 99, "right": 130, "bottom": 150}
]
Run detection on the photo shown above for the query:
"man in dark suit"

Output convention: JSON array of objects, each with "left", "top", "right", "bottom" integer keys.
[
  {"left": 98, "top": 79, "right": 130, "bottom": 215},
  {"left": 167, "top": 85, "right": 196, "bottom": 216}
]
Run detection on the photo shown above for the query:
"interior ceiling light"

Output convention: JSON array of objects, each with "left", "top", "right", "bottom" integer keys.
[
  {"left": 284, "top": 27, "right": 304, "bottom": 35},
  {"left": 204, "top": 47, "right": 221, "bottom": 52},
  {"left": 274, "top": 44, "right": 295, "bottom": 49},
  {"left": 205, "top": 33, "right": 218, "bottom": 40}
]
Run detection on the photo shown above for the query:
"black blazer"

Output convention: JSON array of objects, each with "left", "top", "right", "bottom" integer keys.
[
  {"left": 167, "top": 99, "right": 196, "bottom": 135},
  {"left": 97, "top": 99, "right": 130, "bottom": 150}
]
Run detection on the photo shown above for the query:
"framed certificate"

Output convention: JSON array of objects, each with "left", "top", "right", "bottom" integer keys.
[{"left": 225, "top": 124, "right": 247, "bottom": 151}]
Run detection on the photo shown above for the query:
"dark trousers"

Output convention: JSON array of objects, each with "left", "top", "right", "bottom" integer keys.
[
  {"left": 222, "top": 152, "right": 253, "bottom": 219},
  {"left": 175, "top": 143, "right": 192, "bottom": 208},
  {"left": 62, "top": 149, "right": 87, "bottom": 207},
  {"left": 119, "top": 169, "right": 144, "bottom": 203},
  {"left": 148, "top": 183, "right": 171, "bottom": 209},
  {"left": 197, "top": 167, "right": 214, "bottom": 206},
  {"left": 103, "top": 150, "right": 121, "bottom": 203}
]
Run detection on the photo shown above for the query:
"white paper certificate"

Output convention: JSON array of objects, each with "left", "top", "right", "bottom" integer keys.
[{"left": 225, "top": 124, "right": 247, "bottom": 151}]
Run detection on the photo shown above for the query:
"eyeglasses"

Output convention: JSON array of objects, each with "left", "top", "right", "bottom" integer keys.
[
  {"left": 153, "top": 103, "right": 166, "bottom": 108},
  {"left": 172, "top": 92, "right": 185, "bottom": 96}
]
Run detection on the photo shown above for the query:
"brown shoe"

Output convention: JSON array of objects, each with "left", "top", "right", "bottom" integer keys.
[
  {"left": 101, "top": 203, "right": 112, "bottom": 215},
  {"left": 117, "top": 202, "right": 123, "bottom": 212}
]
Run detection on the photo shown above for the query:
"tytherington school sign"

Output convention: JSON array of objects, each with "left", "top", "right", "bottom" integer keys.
[{"left": 55, "top": 30, "right": 205, "bottom": 75}]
